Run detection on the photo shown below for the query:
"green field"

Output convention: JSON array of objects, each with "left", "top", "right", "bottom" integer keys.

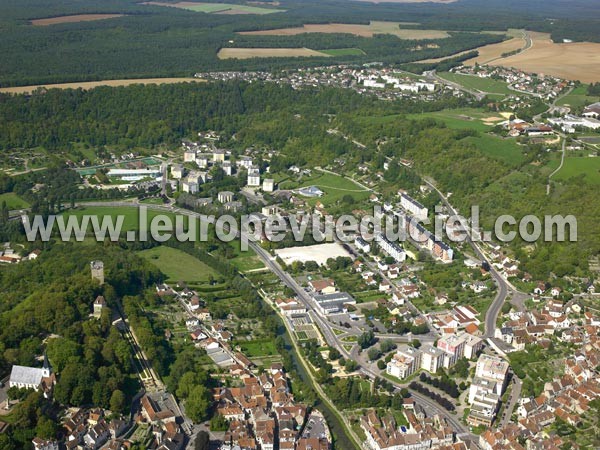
[
  {"left": 386, "top": 107, "right": 504, "bottom": 132},
  {"left": 439, "top": 72, "right": 513, "bottom": 96},
  {"left": 62, "top": 206, "right": 177, "bottom": 232},
  {"left": 556, "top": 85, "right": 600, "bottom": 109},
  {"left": 238, "top": 339, "right": 278, "bottom": 356},
  {"left": 463, "top": 134, "right": 525, "bottom": 165},
  {"left": 0, "top": 192, "right": 30, "bottom": 210},
  {"left": 176, "top": 2, "right": 283, "bottom": 14},
  {"left": 138, "top": 246, "right": 218, "bottom": 282},
  {"left": 320, "top": 48, "right": 366, "bottom": 56},
  {"left": 550, "top": 156, "right": 600, "bottom": 184}
]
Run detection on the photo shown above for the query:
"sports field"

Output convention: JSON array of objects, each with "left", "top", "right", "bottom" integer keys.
[
  {"left": 218, "top": 48, "right": 331, "bottom": 59},
  {"left": 239, "top": 21, "right": 449, "bottom": 39},
  {"left": 138, "top": 246, "right": 218, "bottom": 282},
  {"left": 30, "top": 14, "right": 125, "bottom": 26}
]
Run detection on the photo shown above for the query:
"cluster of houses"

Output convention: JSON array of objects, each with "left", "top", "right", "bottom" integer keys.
[
  {"left": 425, "top": 304, "right": 482, "bottom": 334},
  {"left": 0, "top": 244, "right": 41, "bottom": 265},
  {"left": 386, "top": 330, "right": 483, "bottom": 380},
  {"left": 450, "top": 65, "right": 570, "bottom": 100},
  {"left": 496, "top": 298, "right": 590, "bottom": 351},
  {"left": 214, "top": 363, "right": 331, "bottom": 450},
  {"left": 175, "top": 140, "right": 275, "bottom": 193},
  {"left": 61, "top": 408, "right": 131, "bottom": 450},
  {"left": 360, "top": 407, "right": 466, "bottom": 450},
  {"left": 480, "top": 311, "right": 600, "bottom": 449},
  {"left": 194, "top": 65, "right": 447, "bottom": 103},
  {"left": 33, "top": 400, "right": 181, "bottom": 450}
]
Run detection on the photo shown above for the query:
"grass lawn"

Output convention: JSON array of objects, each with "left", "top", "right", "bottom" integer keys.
[
  {"left": 277, "top": 171, "right": 370, "bottom": 207},
  {"left": 438, "top": 72, "right": 513, "bottom": 96},
  {"left": 0, "top": 192, "right": 30, "bottom": 209},
  {"left": 228, "top": 240, "right": 265, "bottom": 272},
  {"left": 321, "top": 48, "right": 365, "bottom": 56},
  {"left": 238, "top": 339, "right": 278, "bottom": 357},
  {"left": 138, "top": 246, "right": 218, "bottom": 282},
  {"left": 463, "top": 134, "right": 525, "bottom": 166},
  {"left": 550, "top": 156, "right": 600, "bottom": 184},
  {"left": 556, "top": 85, "right": 599, "bottom": 108}
]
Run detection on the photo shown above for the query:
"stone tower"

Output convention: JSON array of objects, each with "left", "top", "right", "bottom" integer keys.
[{"left": 90, "top": 260, "right": 104, "bottom": 285}]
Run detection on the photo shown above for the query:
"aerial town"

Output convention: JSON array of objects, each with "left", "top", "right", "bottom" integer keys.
[{"left": 1, "top": 1, "right": 600, "bottom": 449}]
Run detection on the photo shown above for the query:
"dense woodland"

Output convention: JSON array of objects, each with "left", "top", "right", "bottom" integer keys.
[
  {"left": 0, "top": 244, "right": 162, "bottom": 448},
  {"left": 1, "top": 0, "right": 600, "bottom": 85}
]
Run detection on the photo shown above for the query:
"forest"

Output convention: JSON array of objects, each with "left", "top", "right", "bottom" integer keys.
[{"left": 1, "top": 0, "right": 600, "bottom": 85}]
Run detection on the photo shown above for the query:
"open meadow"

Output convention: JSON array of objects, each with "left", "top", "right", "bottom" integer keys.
[
  {"left": 548, "top": 156, "right": 600, "bottom": 184},
  {"left": 555, "top": 85, "right": 600, "bottom": 108},
  {"left": 138, "top": 246, "right": 218, "bottom": 282}
]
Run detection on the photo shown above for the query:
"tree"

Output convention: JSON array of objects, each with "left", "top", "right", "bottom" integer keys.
[
  {"left": 195, "top": 431, "right": 210, "bottom": 450},
  {"left": 358, "top": 330, "right": 376, "bottom": 349},
  {"left": 367, "top": 347, "right": 381, "bottom": 361},
  {"left": 186, "top": 385, "right": 211, "bottom": 423},
  {"left": 110, "top": 390, "right": 126, "bottom": 414}
]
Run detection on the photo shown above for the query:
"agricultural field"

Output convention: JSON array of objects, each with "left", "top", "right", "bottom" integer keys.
[
  {"left": 0, "top": 192, "right": 30, "bottom": 210},
  {"left": 555, "top": 84, "right": 600, "bottom": 108},
  {"left": 438, "top": 72, "right": 513, "bottom": 96},
  {"left": 464, "top": 30, "right": 526, "bottom": 65},
  {"left": 0, "top": 78, "right": 205, "bottom": 94},
  {"left": 138, "top": 246, "right": 218, "bottom": 282},
  {"left": 488, "top": 32, "right": 600, "bottom": 83},
  {"left": 548, "top": 156, "right": 600, "bottom": 184},
  {"left": 144, "top": 1, "right": 283, "bottom": 14},
  {"left": 30, "top": 14, "right": 125, "bottom": 26},
  {"left": 238, "top": 21, "right": 449, "bottom": 39},
  {"left": 218, "top": 48, "right": 331, "bottom": 60}
]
